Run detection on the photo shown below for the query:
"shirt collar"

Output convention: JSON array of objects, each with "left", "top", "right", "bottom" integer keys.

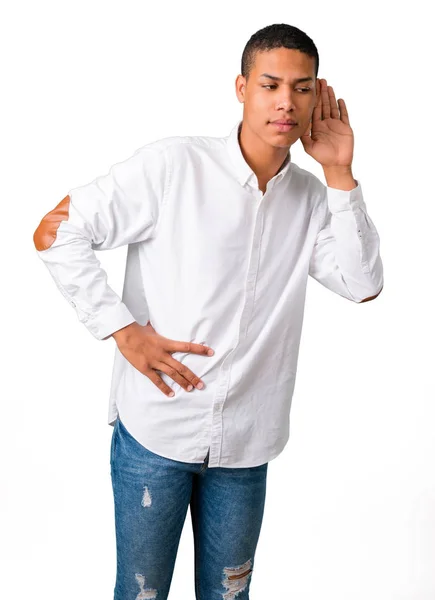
[{"left": 225, "top": 119, "right": 292, "bottom": 188}]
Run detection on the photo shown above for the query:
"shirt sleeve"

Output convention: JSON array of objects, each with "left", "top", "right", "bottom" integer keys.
[
  {"left": 308, "top": 180, "right": 384, "bottom": 303},
  {"left": 33, "top": 143, "right": 170, "bottom": 340}
]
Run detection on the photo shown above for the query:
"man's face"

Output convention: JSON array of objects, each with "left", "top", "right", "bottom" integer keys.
[{"left": 236, "top": 47, "right": 319, "bottom": 149}]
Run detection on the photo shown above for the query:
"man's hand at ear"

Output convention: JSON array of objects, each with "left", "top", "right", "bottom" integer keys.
[
  {"left": 301, "top": 78, "right": 354, "bottom": 169},
  {"left": 301, "top": 78, "right": 357, "bottom": 191}
]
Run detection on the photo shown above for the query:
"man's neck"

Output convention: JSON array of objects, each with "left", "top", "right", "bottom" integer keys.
[{"left": 238, "top": 122, "right": 290, "bottom": 189}]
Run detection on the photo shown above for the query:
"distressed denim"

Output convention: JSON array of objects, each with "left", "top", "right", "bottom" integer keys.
[{"left": 110, "top": 417, "right": 268, "bottom": 599}]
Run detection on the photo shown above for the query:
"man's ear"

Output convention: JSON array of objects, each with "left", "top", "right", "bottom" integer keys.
[{"left": 235, "top": 74, "right": 246, "bottom": 103}]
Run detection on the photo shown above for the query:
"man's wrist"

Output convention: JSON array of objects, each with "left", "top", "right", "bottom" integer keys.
[
  {"left": 111, "top": 321, "right": 138, "bottom": 343},
  {"left": 323, "top": 165, "right": 357, "bottom": 190}
]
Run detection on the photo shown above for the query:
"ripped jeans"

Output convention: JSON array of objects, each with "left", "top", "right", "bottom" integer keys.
[{"left": 110, "top": 417, "right": 268, "bottom": 599}]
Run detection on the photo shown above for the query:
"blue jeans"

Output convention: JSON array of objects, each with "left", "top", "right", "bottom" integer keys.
[{"left": 110, "top": 417, "right": 268, "bottom": 599}]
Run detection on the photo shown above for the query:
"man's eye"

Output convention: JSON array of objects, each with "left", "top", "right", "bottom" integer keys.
[{"left": 262, "top": 86, "right": 312, "bottom": 92}]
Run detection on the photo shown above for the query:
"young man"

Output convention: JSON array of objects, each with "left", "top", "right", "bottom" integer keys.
[{"left": 33, "top": 23, "right": 383, "bottom": 600}]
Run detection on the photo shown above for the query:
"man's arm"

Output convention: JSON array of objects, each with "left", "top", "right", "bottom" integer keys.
[
  {"left": 33, "top": 144, "right": 169, "bottom": 340},
  {"left": 302, "top": 79, "right": 384, "bottom": 304},
  {"left": 308, "top": 176, "right": 384, "bottom": 303}
]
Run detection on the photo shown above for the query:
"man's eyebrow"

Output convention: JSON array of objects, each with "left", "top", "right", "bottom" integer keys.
[{"left": 259, "top": 73, "right": 314, "bottom": 83}]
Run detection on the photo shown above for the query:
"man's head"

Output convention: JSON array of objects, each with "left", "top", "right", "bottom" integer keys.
[{"left": 236, "top": 23, "right": 320, "bottom": 150}]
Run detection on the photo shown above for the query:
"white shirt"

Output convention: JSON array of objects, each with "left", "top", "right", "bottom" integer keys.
[{"left": 34, "top": 119, "right": 384, "bottom": 468}]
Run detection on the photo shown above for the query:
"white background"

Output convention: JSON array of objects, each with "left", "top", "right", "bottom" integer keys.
[{"left": 1, "top": 1, "right": 434, "bottom": 598}]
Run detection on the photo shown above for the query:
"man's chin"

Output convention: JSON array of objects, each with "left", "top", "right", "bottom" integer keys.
[{"left": 267, "top": 132, "right": 296, "bottom": 149}]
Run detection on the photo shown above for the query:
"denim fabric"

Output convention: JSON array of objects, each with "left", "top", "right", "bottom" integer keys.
[{"left": 110, "top": 417, "right": 268, "bottom": 599}]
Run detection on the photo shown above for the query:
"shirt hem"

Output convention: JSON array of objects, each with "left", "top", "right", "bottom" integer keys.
[{"left": 108, "top": 395, "right": 290, "bottom": 468}]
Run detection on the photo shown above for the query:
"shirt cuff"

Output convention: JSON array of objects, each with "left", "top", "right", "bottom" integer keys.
[
  {"left": 326, "top": 179, "right": 366, "bottom": 213},
  {"left": 83, "top": 302, "right": 137, "bottom": 341}
]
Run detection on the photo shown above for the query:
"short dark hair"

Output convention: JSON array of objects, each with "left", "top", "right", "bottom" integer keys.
[{"left": 241, "top": 23, "right": 319, "bottom": 81}]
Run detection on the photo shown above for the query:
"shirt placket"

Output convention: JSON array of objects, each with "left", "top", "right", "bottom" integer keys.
[{"left": 207, "top": 184, "right": 269, "bottom": 467}]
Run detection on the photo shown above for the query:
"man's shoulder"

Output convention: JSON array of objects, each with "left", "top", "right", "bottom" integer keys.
[
  {"left": 291, "top": 162, "right": 323, "bottom": 188},
  {"left": 289, "top": 162, "right": 326, "bottom": 200}
]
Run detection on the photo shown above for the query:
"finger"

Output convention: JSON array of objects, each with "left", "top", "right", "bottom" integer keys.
[
  {"left": 321, "top": 79, "right": 330, "bottom": 120},
  {"left": 338, "top": 98, "right": 350, "bottom": 126},
  {"left": 145, "top": 367, "right": 176, "bottom": 397},
  {"left": 312, "top": 79, "right": 322, "bottom": 122},
  {"left": 327, "top": 85, "right": 340, "bottom": 119},
  {"left": 167, "top": 339, "right": 214, "bottom": 357},
  {"left": 156, "top": 358, "right": 204, "bottom": 391}
]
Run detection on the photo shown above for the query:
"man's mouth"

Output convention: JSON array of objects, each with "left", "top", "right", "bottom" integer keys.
[{"left": 269, "top": 120, "right": 297, "bottom": 132}]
